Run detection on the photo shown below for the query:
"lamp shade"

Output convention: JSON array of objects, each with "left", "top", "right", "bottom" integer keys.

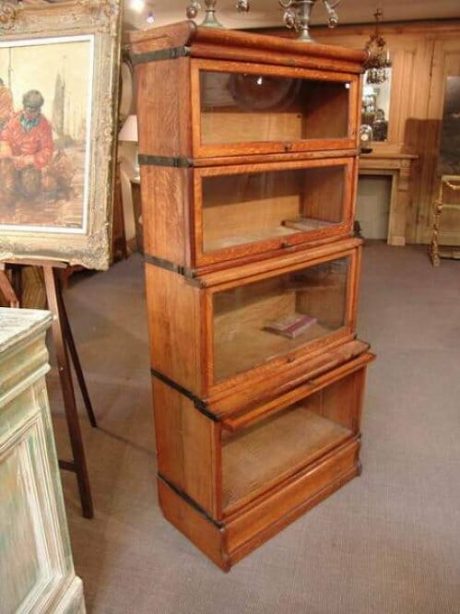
[{"left": 119, "top": 114, "right": 138, "bottom": 142}]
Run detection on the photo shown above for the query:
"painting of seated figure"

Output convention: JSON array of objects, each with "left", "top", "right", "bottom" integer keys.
[{"left": 0, "top": 1, "right": 121, "bottom": 270}]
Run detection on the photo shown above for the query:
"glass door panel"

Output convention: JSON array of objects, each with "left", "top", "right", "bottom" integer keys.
[
  {"left": 222, "top": 368, "right": 360, "bottom": 510},
  {"left": 200, "top": 70, "right": 350, "bottom": 147},
  {"left": 201, "top": 164, "right": 347, "bottom": 254},
  {"left": 213, "top": 257, "right": 350, "bottom": 382}
]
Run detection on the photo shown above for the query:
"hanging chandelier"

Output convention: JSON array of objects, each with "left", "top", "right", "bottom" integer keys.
[
  {"left": 364, "top": 9, "right": 392, "bottom": 84},
  {"left": 279, "top": 0, "right": 340, "bottom": 42},
  {"left": 185, "top": 0, "right": 250, "bottom": 28}
]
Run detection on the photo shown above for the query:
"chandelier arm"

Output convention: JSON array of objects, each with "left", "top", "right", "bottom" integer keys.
[
  {"left": 236, "top": 0, "right": 250, "bottom": 12},
  {"left": 278, "top": 1, "right": 343, "bottom": 42},
  {"left": 186, "top": 0, "right": 251, "bottom": 27},
  {"left": 185, "top": 1, "right": 201, "bottom": 19},
  {"left": 322, "top": 0, "right": 339, "bottom": 27}
]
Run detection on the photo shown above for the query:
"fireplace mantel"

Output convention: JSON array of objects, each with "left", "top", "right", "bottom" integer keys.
[{"left": 359, "top": 151, "right": 418, "bottom": 246}]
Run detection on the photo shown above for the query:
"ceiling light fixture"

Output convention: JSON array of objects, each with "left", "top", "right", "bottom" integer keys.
[
  {"left": 279, "top": 0, "right": 340, "bottom": 42},
  {"left": 130, "top": 0, "right": 145, "bottom": 14},
  {"left": 363, "top": 8, "right": 392, "bottom": 84},
  {"left": 185, "top": 0, "right": 250, "bottom": 29}
]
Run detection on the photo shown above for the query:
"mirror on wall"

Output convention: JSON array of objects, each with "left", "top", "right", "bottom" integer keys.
[
  {"left": 438, "top": 75, "right": 460, "bottom": 175},
  {"left": 361, "top": 69, "right": 392, "bottom": 142}
]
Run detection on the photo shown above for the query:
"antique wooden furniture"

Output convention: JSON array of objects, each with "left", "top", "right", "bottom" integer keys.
[
  {"left": 430, "top": 175, "right": 460, "bottom": 265},
  {"left": 0, "top": 260, "right": 95, "bottom": 518},
  {"left": 0, "top": 308, "right": 85, "bottom": 612},
  {"left": 132, "top": 22, "right": 373, "bottom": 570}
]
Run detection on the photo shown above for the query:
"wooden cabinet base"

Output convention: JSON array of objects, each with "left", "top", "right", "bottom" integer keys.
[
  {"left": 52, "top": 577, "right": 85, "bottom": 613},
  {"left": 158, "top": 438, "right": 360, "bottom": 571}
]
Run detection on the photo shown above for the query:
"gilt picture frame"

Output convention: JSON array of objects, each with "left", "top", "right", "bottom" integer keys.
[{"left": 0, "top": 0, "right": 122, "bottom": 270}]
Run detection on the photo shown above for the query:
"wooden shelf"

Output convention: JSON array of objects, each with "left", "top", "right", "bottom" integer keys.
[
  {"left": 204, "top": 225, "right": 295, "bottom": 251},
  {"left": 222, "top": 406, "right": 351, "bottom": 511},
  {"left": 213, "top": 263, "right": 348, "bottom": 383},
  {"left": 282, "top": 217, "right": 337, "bottom": 232},
  {"left": 215, "top": 321, "right": 333, "bottom": 382},
  {"left": 204, "top": 219, "right": 339, "bottom": 252}
]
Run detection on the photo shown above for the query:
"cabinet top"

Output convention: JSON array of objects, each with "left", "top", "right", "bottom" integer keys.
[
  {"left": 0, "top": 308, "right": 52, "bottom": 354},
  {"left": 130, "top": 21, "right": 367, "bottom": 74}
]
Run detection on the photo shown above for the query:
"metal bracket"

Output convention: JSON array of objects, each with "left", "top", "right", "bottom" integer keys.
[
  {"left": 131, "top": 46, "right": 191, "bottom": 65},
  {"left": 144, "top": 254, "right": 200, "bottom": 281},
  {"left": 159, "top": 474, "right": 225, "bottom": 529},
  {"left": 138, "top": 154, "right": 194, "bottom": 169},
  {"left": 150, "top": 368, "right": 219, "bottom": 422}
]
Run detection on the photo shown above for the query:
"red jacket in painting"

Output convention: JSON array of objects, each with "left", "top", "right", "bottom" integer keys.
[{"left": 0, "top": 113, "right": 53, "bottom": 169}]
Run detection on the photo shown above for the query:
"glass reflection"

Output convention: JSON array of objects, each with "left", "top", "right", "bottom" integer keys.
[
  {"left": 213, "top": 257, "right": 349, "bottom": 382},
  {"left": 200, "top": 70, "right": 350, "bottom": 145}
]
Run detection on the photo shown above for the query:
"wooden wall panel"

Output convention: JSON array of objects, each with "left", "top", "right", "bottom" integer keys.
[
  {"left": 266, "top": 21, "right": 460, "bottom": 245},
  {"left": 418, "top": 38, "right": 460, "bottom": 243}
]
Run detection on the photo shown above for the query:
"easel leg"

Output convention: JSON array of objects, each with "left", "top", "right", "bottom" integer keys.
[
  {"left": 0, "top": 266, "right": 20, "bottom": 308},
  {"left": 43, "top": 266, "right": 94, "bottom": 519},
  {"left": 58, "top": 289, "right": 98, "bottom": 428}
]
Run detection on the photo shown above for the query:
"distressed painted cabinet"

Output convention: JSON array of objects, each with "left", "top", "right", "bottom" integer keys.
[
  {"left": 0, "top": 308, "right": 85, "bottom": 613},
  {"left": 132, "top": 22, "right": 374, "bottom": 570}
]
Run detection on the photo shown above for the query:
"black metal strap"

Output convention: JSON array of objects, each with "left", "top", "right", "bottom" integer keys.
[
  {"left": 159, "top": 474, "right": 224, "bottom": 529},
  {"left": 138, "top": 154, "right": 194, "bottom": 168},
  {"left": 131, "top": 46, "right": 191, "bottom": 65},
  {"left": 150, "top": 367, "right": 219, "bottom": 422},
  {"left": 144, "top": 255, "right": 200, "bottom": 284}
]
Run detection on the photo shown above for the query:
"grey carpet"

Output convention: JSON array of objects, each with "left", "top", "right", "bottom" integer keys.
[{"left": 48, "top": 243, "right": 460, "bottom": 614}]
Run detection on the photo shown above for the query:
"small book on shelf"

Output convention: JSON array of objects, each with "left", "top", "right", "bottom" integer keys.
[{"left": 263, "top": 313, "right": 317, "bottom": 339}]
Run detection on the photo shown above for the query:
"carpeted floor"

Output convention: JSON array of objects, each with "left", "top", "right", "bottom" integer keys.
[{"left": 48, "top": 242, "right": 460, "bottom": 614}]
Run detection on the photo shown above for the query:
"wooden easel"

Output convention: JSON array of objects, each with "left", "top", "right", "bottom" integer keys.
[{"left": 0, "top": 259, "right": 95, "bottom": 518}]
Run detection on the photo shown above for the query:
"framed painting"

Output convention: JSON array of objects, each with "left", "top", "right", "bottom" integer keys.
[{"left": 0, "top": 0, "right": 122, "bottom": 270}]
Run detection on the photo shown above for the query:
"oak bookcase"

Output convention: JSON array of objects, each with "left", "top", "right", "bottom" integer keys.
[{"left": 131, "top": 21, "right": 374, "bottom": 570}]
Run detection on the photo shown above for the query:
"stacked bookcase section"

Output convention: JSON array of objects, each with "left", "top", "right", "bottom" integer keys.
[{"left": 131, "top": 22, "right": 374, "bottom": 571}]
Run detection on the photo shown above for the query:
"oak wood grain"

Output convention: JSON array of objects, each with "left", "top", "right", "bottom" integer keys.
[
  {"left": 153, "top": 378, "right": 219, "bottom": 517},
  {"left": 134, "top": 23, "right": 372, "bottom": 570},
  {"left": 130, "top": 21, "right": 367, "bottom": 69}
]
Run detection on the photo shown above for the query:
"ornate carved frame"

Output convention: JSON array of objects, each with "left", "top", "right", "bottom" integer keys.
[{"left": 0, "top": 0, "right": 122, "bottom": 270}]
